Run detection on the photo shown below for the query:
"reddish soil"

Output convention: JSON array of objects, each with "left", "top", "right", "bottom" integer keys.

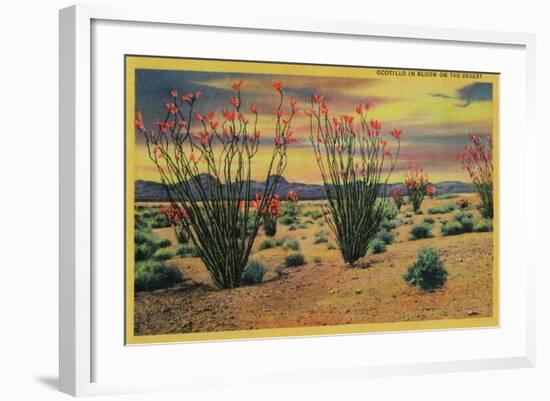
[{"left": 134, "top": 194, "right": 495, "bottom": 336}]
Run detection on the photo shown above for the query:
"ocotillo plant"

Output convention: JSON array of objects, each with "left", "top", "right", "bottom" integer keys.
[
  {"left": 255, "top": 192, "right": 282, "bottom": 237},
  {"left": 404, "top": 165, "right": 430, "bottom": 211},
  {"left": 391, "top": 187, "right": 405, "bottom": 210},
  {"left": 135, "top": 81, "right": 298, "bottom": 288},
  {"left": 458, "top": 132, "right": 493, "bottom": 218},
  {"left": 308, "top": 99, "right": 401, "bottom": 266},
  {"left": 162, "top": 205, "right": 190, "bottom": 244}
]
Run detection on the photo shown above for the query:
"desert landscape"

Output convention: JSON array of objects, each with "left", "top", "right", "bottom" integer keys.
[
  {"left": 133, "top": 192, "right": 494, "bottom": 336},
  {"left": 128, "top": 57, "right": 497, "bottom": 341}
]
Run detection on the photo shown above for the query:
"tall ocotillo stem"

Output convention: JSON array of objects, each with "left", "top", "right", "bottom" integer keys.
[
  {"left": 307, "top": 99, "right": 401, "bottom": 267},
  {"left": 135, "top": 81, "right": 298, "bottom": 288}
]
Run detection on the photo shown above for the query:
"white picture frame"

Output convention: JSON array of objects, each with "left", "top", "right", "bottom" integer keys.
[{"left": 59, "top": 4, "right": 536, "bottom": 397}]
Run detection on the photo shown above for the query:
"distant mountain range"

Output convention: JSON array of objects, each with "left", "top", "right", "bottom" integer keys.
[{"left": 135, "top": 175, "right": 475, "bottom": 202}]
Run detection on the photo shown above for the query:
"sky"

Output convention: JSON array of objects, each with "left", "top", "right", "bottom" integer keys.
[{"left": 133, "top": 62, "right": 496, "bottom": 184}]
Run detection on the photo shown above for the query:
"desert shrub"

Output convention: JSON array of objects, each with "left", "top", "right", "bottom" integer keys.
[
  {"left": 135, "top": 242, "right": 154, "bottom": 261},
  {"left": 404, "top": 212, "right": 413, "bottom": 218},
  {"left": 459, "top": 133, "right": 493, "bottom": 219},
  {"left": 457, "top": 198, "right": 470, "bottom": 209},
  {"left": 175, "top": 244, "right": 199, "bottom": 258},
  {"left": 318, "top": 221, "right": 325, "bottom": 227},
  {"left": 282, "top": 238, "right": 300, "bottom": 251},
  {"left": 370, "top": 238, "right": 387, "bottom": 254},
  {"left": 313, "top": 256, "right": 322, "bottom": 264},
  {"left": 327, "top": 242, "right": 337, "bottom": 250},
  {"left": 314, "top": 236, "right": 329, "bottom": 244},
  {"left": 377, "top": 198, "right": 399, "bottom": 221},
  {"left": 157, "top": 238, "right": 171, "bottom": 248},
  {"left": 135, "top": 260, "right": 183, "bottom": 292},
  {"left": 281, "top": 200, "right": 302, "bottom": 218},
  {"left": 410, "top": 223, "right": 433, "bottom": 240},
  {"left": 427, "top": 204, "right": 455, "bottom": 214},
  {"left": 240, "top": 261, "right": 266, "bottom": 285},
  {"left": 415, "top": 210, "right": 424, "bottom": 215},
  {"left": 152, "top": 248, "right": 174, "bottom": 261},
  {"left": 273, "top": 238, "right": 285, "bottom": 247},
  {"left": 279, "top": 214, "right": 298, "bottom": 226},
  {"left": 134, "top": 214, "right": 149, "bottom": 230},
  {"left": 381, "top": 218, "right": 401, "bottom": 231},
  {"left": 376, "top": 229, "right": 396, "bottom": 245},
  {"left": 404, "top": 165, "right": 432, "bottom": 211},
  {"left": 442, "top": 212, "right": 475, "bottom": 236},
  {"left": 423, "top": 217, "right": 435, "bottom": 224},
  {"left": 259, "top": 239, "right": 275, "bottom": 250},
  {"left": 284, "top": 253, "right": 306, "bottom": 267},
  {"left": 403, "top": 248, "right": 447, "bottom": 291},
  {"left": 134, "top": 229, "right": 156, "bottom": 246},
  {"left": 473, "top": 219, "right": 493, "bottom": 232},
  {"left": 151, "top": 212, "right": 171, "bottom": 228},
  {"left": 404, "top": 219, "right": 413, "bottom": 225},
  {"left": 391, "top": 188, "right": 405, "bottom": 210},
  {"left": 458, "top": 216, "right": 474, "bottom": 232},
  {"left": 441, "top": 220, "right": 464, "bottom": 236}
]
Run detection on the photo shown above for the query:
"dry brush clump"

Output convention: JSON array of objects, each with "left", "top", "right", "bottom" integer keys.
[
  {"left": 307, "top": 98, "right": 401, "bottom": 266},
  {"left": 136, "top": 81, "right": 298, "bottom": 288}
]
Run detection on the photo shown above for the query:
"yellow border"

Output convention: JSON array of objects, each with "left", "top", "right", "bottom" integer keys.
[{"left": 125, "top": 55, "right": 500, "bottom": 345}]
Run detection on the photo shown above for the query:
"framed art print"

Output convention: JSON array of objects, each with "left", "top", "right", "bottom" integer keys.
[{"left": 59, "top": 4, "right": 535, "bottom": 397}]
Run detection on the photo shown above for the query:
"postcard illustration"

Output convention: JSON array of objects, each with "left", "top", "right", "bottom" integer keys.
[{"left": 125, "top": 56, "right": 498, "bottom": 344}]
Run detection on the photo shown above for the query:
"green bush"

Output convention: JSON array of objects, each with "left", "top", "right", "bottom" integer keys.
[
  {"left": 314, "top": 230, "right": 329, "bottom": 244},
  {"left": 281, "top": 201, "right": 302, "bottom": 218},
  {"left": 410, "top": 223, "right": 433, "bottom": 240},
  {"left": 376, "top": 229, "right": 396, "bottom": 245},
  {"left": 279, "top": 214, "right": 298, "bottom": 225},
  {"left": 405, "top": 212, "right": 413, "bottom": 218},
  {"left": 313, "top": 256, "right": 322, "bottom": 264},
  {"left": 376, "top": 198, "right": 399, "bottom": 221},
  {"left": 284, "top": 253, "right": 306, "bottom": 267},
  {"left": 327, "top": 243, "right": 337, "bottom": 250},
  {"left": 415, "top": 210, "right": 424, "bottom": 215},
  {"left": 151, "top": 212, "right": 171, "bottom": 228},
  {"left": 134, "top": 229, "right": 157, "bottom": 246},
  {"left": 441, "top": 220, "right": 464, "bottom": 236},
  {"left": 314, "top": 236, "right": 329, "bottom": 244},
  {"left": 240, "top": 261, "right": 266, "bottom": 285},
  {"left": 135, "top": 260, "right": 183, "bottom": 292},
  {"left": 370, "top": 238, "right": 387, "bottom": 254},
  {"left": 381, "top": 218, "right": 401, "bottom": 230},
  {"left": 282, "top": 238, "right": 300, "bottom": 251},
  {"left": 157, "top": 238, "right": 172, "bottom": 248},
  {"left": 427, "top": 204, "right": 455, "bottom": 214},
  {"left": 403, "top": 248, "right": 447, "bottom": 291},
  {"left": 259, "top": 239, "right": 275, "bottom": 250},
  {"left": 175, "top": 244, "right": 199, "bottom": 258},
  {"left": 152, "top": 248, "right": 174, "bottom": 261},
  {"left": 442, "top": 212, "right": 475, "bottom": 236},
  {"left": 135, "top": 242, "right": 154, "bottom": 261},
  {"left": 310, "top": 210, "right": 324, "bottom": 220},
  {"left": 423, "top": 217, "right": 436, "bottom": 224},
  {"left": 473, "top": 219, "right": 493, "bottom": 232}
]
